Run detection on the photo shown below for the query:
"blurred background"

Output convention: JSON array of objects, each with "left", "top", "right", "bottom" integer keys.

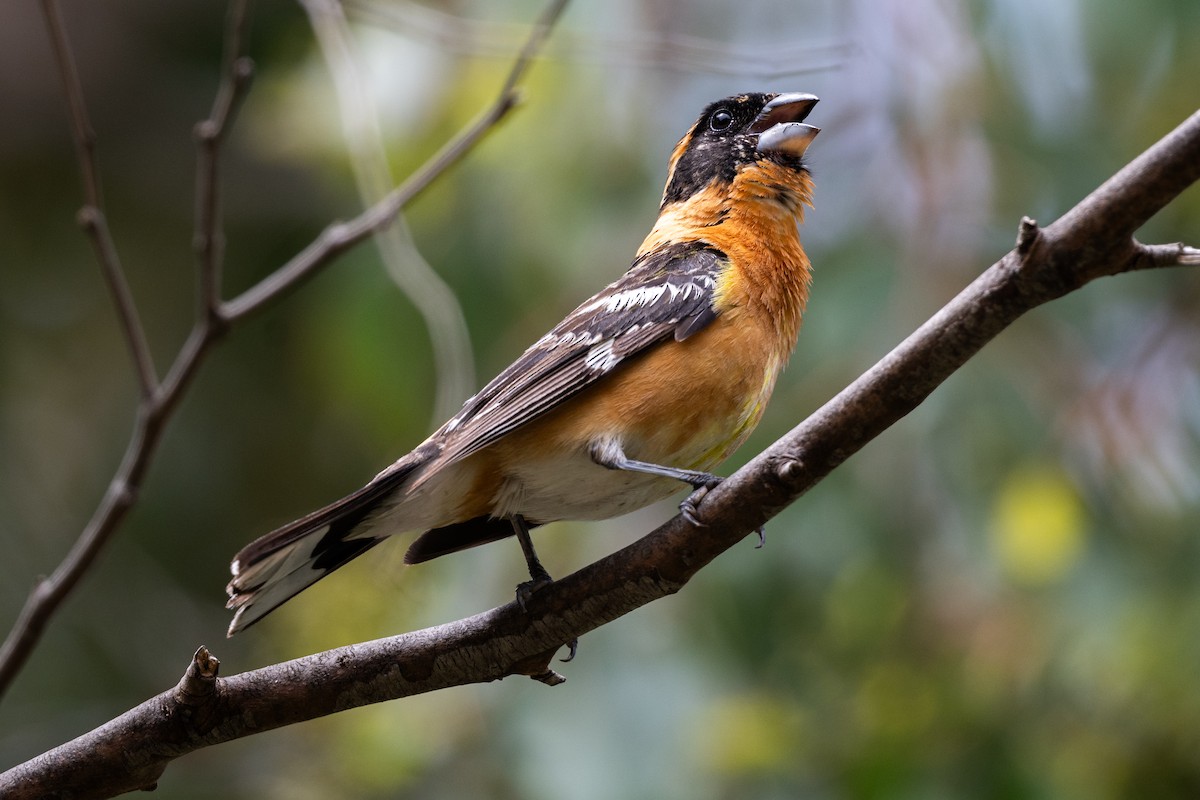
[{"left": 2, "top": 0, "right": 1199, "bottom": 797}]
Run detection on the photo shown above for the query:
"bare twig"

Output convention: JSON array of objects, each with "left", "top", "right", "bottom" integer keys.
[
  {"left": 4, "top": 108, "right": 1196, "bottom": 800},
  {"left": 0, "top": 0, "right": 568, "bottom": 703},
  {"left": 194, "top": 0, "right": 255, "bottom": 320},
  {"left": 496, "top": 0, "right": 570, "bottom": 99},
  {"left": 0, "top": 0, "right": 257, "bottom": 706},
  {"left": 41, "top": 0, "right": 157, "bottom": 397}
]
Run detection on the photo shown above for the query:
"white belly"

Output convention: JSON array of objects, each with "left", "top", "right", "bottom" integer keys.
[{"left": 491, "top": 449, "right": 685, "bottom": 523}]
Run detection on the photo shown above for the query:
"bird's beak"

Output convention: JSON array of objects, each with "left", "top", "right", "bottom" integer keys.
[{"left": 752, "top": 93, "right": 820, "bottom": 158}]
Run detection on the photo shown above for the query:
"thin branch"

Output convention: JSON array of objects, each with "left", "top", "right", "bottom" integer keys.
[
  {"left": 0, "top": 0, "right": 569, "bottom": 704},
  {"left": 41, "top": 0, "right": 158, "bottom": 397},
  {"left": 0, "top": 0, "right": 183, "bottom": 699},
  {"left": 497, "top": 0, "right": 570, "bottom": 100},
  {"left": 0, "top": 0, "right": 253, "bottom": 700},
  {"left": 4, "top": 108, "right": 1196, "bottom": 800},
  {"left": 219, "top": 0, "right": 570, "bottom": 323},
  {"left": 194, "top": 0, "right": 255, "bottom": 321},
  {"left": 40, "top": 0, "right": 100, "bottom": 208}
]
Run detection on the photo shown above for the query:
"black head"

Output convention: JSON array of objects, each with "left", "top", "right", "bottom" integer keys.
[{"left": 661, "top": 92, "right": 819, "bottom": 207}]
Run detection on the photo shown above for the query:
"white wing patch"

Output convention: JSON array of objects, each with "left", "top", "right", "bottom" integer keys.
[
  {"left": 577, "top": 277, "right": 714, "bottom": 318},
  {"left": 584, "top": 338, "right": 619, "bottom": 374},
  {"left": 443, "top": 406, "right": 470, "bottom": 433},
  {"left": 534, "top": 329, "right": 604, "bottom": 350}
]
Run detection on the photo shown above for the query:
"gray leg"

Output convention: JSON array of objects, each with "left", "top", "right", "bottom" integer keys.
[
  {"left": 589, "top": 439, "right": 763, "bottom": 545},
  {"left": 589, "top": 439, "right": 723, "bottom": 527},
  {"left": 511, "top": 514, "right": 551, "bottom": 584},
  {"left": 589, "top": 440, "right": 721, "bottom": 489},
  {"left": 510, "top": 514, "right": 578, "bottom": 662}
]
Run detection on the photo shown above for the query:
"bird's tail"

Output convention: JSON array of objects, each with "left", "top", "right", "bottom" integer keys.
[{"left": 225, "top": 453, "right": 429, "bottom": 636}]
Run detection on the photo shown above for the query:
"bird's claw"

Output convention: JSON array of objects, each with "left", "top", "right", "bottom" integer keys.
[
  {"left": 679, "top": 478, "right": 767, "bottom": 548},
  {"left": 515, "top": 573, "right": 552, "bottom": 612},
  {"left": 679, "top": 476, "right": 724, "bottom": 527},
  {"left": 515, "top": 576, "right": 579, "bottom": 662}
]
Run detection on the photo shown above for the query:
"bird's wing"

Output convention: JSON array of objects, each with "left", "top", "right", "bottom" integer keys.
[{"left": 433, "top": 240, "right": 727, "bottom": 468}]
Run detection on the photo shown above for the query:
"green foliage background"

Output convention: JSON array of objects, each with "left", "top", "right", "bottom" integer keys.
[{"left": 2, "top": 0, "right": 1199, "bottom": 797}]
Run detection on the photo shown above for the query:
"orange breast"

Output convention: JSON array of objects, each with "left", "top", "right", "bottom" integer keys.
[{"left": 494, "top": 303, "right": 783, "bottom": 476}]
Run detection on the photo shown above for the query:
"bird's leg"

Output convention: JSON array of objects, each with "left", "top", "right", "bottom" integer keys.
[
  {"left": 512, "top": 513, "right": 551, "bottom": 588},
  {"left": 590, "top": 440, "right": 719, "bottom": 490},
  {"left": 510, "top": 514, "right": 578, "bottom": 662},
  {"left": 590, "top": 440, "right": 765, "bottom": 546},
  {"left": 590, "top": 440, "right": 721, "bottom": 524}
]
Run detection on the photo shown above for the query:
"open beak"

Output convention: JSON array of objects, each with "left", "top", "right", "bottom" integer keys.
[{"left": 751, "top": 92, "right": 820, "bottom": 158}]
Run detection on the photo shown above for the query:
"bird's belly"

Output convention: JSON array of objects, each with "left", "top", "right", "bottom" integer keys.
[{"left": 492, "top": 451, "right": 684, "bottom": 522}]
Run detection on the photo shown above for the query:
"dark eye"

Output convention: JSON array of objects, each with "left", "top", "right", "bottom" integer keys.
[{"left": 709, "top": 109, "right": 733, "bottom": 132}]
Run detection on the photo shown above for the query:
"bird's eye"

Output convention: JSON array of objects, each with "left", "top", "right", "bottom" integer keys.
[{"left": 709, "top": 109, "right": 733, "bottom": 132}]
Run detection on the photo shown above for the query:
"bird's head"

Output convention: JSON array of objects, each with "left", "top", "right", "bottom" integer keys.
[{"left": 660, "top": 92, "right": 819, "bottom": 212}]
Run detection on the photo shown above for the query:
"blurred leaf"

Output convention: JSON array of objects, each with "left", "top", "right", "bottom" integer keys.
[
  {"left": 991, "top": 464, "right": 1087, "bottom": 585},
  {"left": 696, "top": 692, "right": 808, "bottom": 776}
]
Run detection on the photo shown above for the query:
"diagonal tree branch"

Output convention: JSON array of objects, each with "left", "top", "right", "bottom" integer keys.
[
  {"left": 0, "top": 0, "right": 569, "bottom": 704},
  {"left": 4, "top": 108, "right": 1196, "bottom": 800}
]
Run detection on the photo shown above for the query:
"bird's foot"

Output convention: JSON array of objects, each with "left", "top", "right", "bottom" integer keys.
[
  {"left": 679, "top": 477, "right": 766, "bottom": 548},
  {"left": 514, "top": 569, "right": 580, "bottom": 662},
  {"left": 679, "top": 476, "right": 724, "bottom": 527},
  {"left": 515, "top": 569, "right": 552, "bottom": 612}
]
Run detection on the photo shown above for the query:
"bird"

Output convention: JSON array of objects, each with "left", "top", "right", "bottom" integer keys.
[{"left": 226, "top": 92, "right": 820, "bottom": 636}]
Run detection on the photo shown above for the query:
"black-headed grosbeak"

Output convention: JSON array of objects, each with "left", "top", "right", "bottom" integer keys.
[{"left": 226, "top": 92, "right": 820, "bottom": 635}]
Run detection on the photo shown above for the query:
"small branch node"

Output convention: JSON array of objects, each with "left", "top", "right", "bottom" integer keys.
[
  {"left": 1016, "top": 216, "right": 1041, "bottom": 255},
  {"left": 529, "top": 669, "right": 567, "bottom": 686},
  {"left": 1129, "top": 240, "right": 1200, "bottom": 272},
  {"left": 775, "top": 455, "right": 804, "bottom": 485},
  {"left": 206, "top": 304, "right": 233, "bottom": 338},
  {"left": 194, "top": 119, "right": 220, "bottom": 144},
  {"left": 75, "top": 205, "right": 100, "bottom": 231},
  {"left": 110, "top": 477, "right": 137, "bottom": 509},
  {"left": 325, "top": 222, "right": 350, "bottom": 244},
  {"left": 174, "top": 646, "right": 220, "bottom": 709},
  {"left": 232, "top": 55, "right": 256, "bottom": 84},
  {"left": 511, "top": 643, "right": 571, "bottom": 685},
  {"left": 31, "top": 574, "right": 52, "bottom": 601},
  {"left": 191, "top": 230, "right": 217, "bottom": 255}
]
